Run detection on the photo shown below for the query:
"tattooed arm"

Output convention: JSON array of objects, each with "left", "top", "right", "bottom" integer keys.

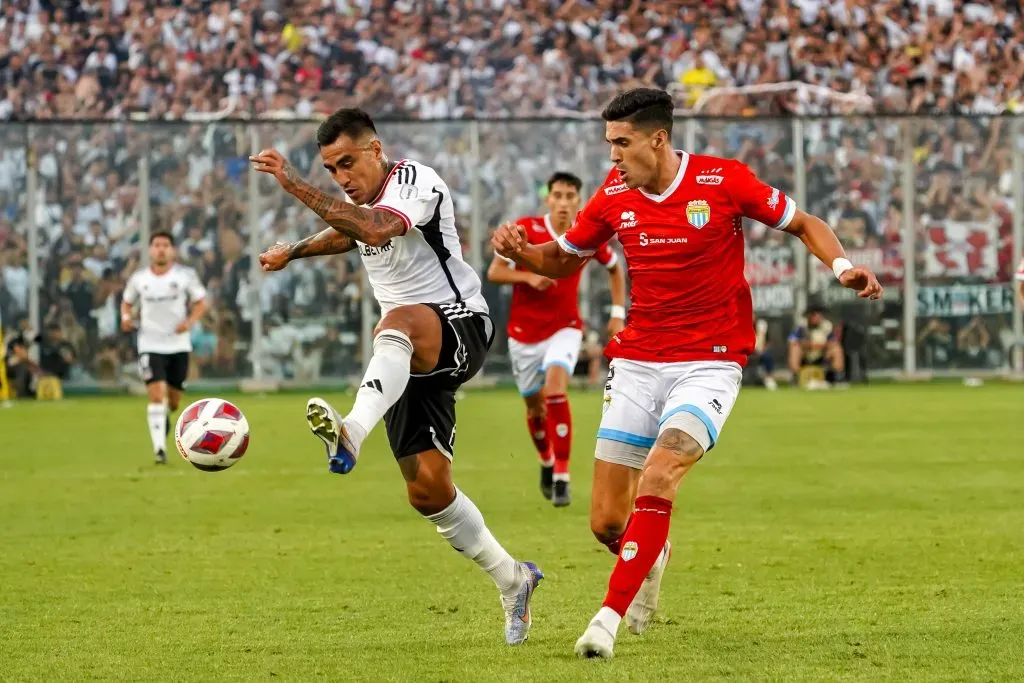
[
  {"left": 258, "top": 228, "right": 357, "bottom": 272},
  {"left": 250, "top": 149, "right": 405, "bottom": 247}
]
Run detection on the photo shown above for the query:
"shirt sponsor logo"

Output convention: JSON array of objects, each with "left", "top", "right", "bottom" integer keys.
[
  {"left": 361, "top": 240, "right": 394, "bottom": 256},
  {"left": 619, "top": 210, "right": 638, "bottom": 229},
  {"left": 604, "top": 182, "right": 629, "bottom": 196},
  {"left": 768, "top": 187, "right": 780, "bottom": 210},
  {"left": 686, "top": 200, "right": 711, "bottom": 229},
  {"left": 696, "top": 174, "right": 723, "bottom": 185},
  {"left": 639, "top": 232, "right": 687, "bottom": 247}
]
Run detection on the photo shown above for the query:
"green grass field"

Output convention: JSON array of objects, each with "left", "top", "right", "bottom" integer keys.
[{"left": 1, "top": 384, "right": 1022, "bottom": 682}]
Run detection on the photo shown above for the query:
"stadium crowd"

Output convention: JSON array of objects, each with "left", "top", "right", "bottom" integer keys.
[
  {"left": 2, "top": 1, "right": 1023, "bottom": 392},
  {"left": 1, "top": 0, "right": 1022, "bottom": 120}
]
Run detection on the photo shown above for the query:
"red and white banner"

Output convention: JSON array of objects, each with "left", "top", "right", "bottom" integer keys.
[{"left": 922, "top": 219, "right": 999, "bottom": 279}]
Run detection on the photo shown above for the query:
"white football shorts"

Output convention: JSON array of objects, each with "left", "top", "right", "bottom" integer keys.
[
  {"left": 596, "top": 358, "right": 743, "bottom": 468},
  {"left": 508, "top": 327, "right": 584, "bottom": 397}
]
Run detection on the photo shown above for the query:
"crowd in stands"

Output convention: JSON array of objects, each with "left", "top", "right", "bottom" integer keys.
[
  {"left": 2, "top": 1, "right": 1023, "bottom": 391},
  {"left": 1, "top": 0, "right": 1022, "bottom": 121}
]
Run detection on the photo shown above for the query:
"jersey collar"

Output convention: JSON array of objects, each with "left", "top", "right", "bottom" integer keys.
[
  {"left": 543, "top": 214, "right": 560, "bottom": 240},
  {"left": 638, "top": 151, "right": 689, "bottom": 204}
]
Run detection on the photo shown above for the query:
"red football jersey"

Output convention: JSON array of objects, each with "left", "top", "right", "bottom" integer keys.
[
  {"left": 558, "top": 152, "right": 796, "bottom": 365},
  {"left": 506, "top": 214, "right": 618, "bottom": 344}
]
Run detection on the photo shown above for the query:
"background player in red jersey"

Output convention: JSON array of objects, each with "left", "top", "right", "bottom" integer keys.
[
  {"left": 493, "top": 88, "right": 883, "bottom": 659},
  {"left": 487, "top": 172, "right": 627, "bottom": 507}
]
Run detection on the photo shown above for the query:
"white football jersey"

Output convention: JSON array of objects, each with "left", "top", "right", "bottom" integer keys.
[
  {"left": 359, "top": 159, "right": 487, "bottom": 315},
  {"left": 123, "top": 264, "right": 207, "bottom": 354}
]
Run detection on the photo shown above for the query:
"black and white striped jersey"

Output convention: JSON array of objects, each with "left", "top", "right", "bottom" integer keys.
[{"left": 358, "top": 159, "right": 487, "bottom": 316}]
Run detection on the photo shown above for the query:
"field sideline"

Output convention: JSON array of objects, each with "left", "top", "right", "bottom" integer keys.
[{"left": 1, "top": 385, "right": 1021, "bottom": 682}]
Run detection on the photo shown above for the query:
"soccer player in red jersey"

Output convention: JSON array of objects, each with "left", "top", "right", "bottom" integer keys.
[
  {"left": 487, "top": 172, "right": 627, "bottom": 507},
  {"left": 493, "top": 88, "right": 883, "bottom": 658}
]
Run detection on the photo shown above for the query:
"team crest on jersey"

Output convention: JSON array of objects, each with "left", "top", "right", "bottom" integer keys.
[{"left": 686, "top": 200, "right": 711, "bottom": 229}]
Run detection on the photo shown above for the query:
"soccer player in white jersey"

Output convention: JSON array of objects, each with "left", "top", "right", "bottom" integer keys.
[
  {"left": 250, "top": 108, "right": 543, "bottom": 645},
  {"left": 121, "top": 232, "right": 208, "bottom": 464}
]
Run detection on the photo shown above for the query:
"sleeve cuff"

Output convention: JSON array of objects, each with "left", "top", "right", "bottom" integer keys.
[
  {"left": 557, "top": 234, "right": 596, "bottom": 257},
  {"left": 772, "top": 195, "right": 796, "bottom": 230},
  {"left": 604, "top": 251, "right": 619, "bottom": 269},
  {"left": 374, "top": 204, "right": 412, "bottom": 234}
]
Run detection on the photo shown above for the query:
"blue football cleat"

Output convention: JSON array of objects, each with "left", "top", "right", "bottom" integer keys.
[
  {"left": 501, "top": 561, "right": 544, "bottom": 645},
  {"left": 305, "top": 397, "right": 358, "bottom": 474}
]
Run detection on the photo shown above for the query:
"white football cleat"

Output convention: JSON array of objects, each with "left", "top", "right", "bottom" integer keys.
[
  {"left": 574, "top": 618, "right": 616, "bottom": 659},
  {"left": 625, "top": 541, "right": 671, "bottom": 635},
  {"left": 500, "top": 561, "right": 544, "bottom": 645}
]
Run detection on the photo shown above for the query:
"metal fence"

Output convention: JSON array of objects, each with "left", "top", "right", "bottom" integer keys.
[{"left": 0, "top": 116, "right": 1021, "bottom": 389}]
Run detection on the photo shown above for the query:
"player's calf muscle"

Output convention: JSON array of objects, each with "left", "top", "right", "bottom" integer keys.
[{"left": 401, "top": 451, "right": 456, "bottom": 515}]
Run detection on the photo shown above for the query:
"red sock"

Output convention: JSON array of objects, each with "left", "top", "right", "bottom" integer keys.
[
  {"left": 545, "top": 394, "right": 571, "bottom": 477},
  {"left": 602, "top": 496, "right": 673, "bottom": 616},
  {"left": 527, "top": 414, "right": 552, "bottom": 465},
  {"left": 603, "top": 514, "right": 632, "bottom": 556}
]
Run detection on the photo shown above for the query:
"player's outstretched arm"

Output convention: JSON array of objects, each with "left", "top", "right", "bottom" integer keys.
[
  {"left": 259, "top": 228, "right": 357, "bottom": 272},
  {"left": 784, "top": 210, "right": 883, "bottom": 300},
  {"left": 486, "top": 254, "right": 555, "bottom": 290},
  {"left": 492, "top": 222, "right": 587, "bottom": 279},
  {"left": 250, "top": 149, "right": 404, "bottom": 247}
]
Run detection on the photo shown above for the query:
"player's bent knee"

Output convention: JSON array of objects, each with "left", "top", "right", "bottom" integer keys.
[
  {"left": 376, "top": 304, "right": 436, "bottom": 338},
  {"left": 543, "top": 365, "right": 569, "bottom": 395},
  {"left": 594, "top": 438, "right": 648, "bottom": 470},
  {"left": 590, "top": 516, "right": 627, "bottom": 546}
]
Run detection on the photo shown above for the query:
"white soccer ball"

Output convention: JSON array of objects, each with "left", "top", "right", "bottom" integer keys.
[{"left": 174, "top": 398, "right": 250, "bottom": 472}]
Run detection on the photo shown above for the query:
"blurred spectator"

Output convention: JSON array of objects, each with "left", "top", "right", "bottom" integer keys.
[
  {"left": 2, "top": 1, "right": 1022, "bottom": 121},
  {"left": 788, "top": 306, "right": 845, "bottom": 387}
]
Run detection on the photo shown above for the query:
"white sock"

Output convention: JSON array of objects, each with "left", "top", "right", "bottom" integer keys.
[
  {"left": 147, "top": 402, "right": 168, "bottom": 453},
  {"left": 426, "top": 489, "right": 520, "bottom": 595},
  {"left": 345, "top": 330, "right": 414, "bottom": 447},
  {"left": 594, "top": 606, "right": 622, "bottom": 635}
]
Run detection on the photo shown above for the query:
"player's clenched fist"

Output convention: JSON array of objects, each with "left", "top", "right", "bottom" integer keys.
[
  {"left": 839, "top": 266, "right": 884, "bottom": 300},
  {"left": 249, "top": 148, "right": 299, "bottom": 194},
  {"left": 259, "top": 242, "right": 292, "bottom": 272},
  {"left": 492, "top": 221, "right": 528, "bottom": 260}
]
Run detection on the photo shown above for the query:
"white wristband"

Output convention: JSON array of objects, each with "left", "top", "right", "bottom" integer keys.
[
  {"left": 609, "top": 305, "right": 626, "bottom": 320},
  {"left": 832, "top": 257, "right": 854, "bottom": 280}
]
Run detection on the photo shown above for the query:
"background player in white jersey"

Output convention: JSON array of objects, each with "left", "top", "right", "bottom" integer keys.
[
  {"left": 250, "top": 108, "right": 542, "bottom": 645},
  {"left": 121, "top": 232, "right": 207, "bottom": 464}
]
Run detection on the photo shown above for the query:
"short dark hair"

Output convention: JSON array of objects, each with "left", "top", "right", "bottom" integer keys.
[
  {"left": 317, "top": 108, "right": 378, "bottom": 147},
  {"left": 546, "top": 172, "right": 582, "bottom": 193},
  {"left": 150, "top": 230, "right": 175, "bottom": 246},
  {"left": 601, "top": 88, "right": 675, "bottom": 136}
]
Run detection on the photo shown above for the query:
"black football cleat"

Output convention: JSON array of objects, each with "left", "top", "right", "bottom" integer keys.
[
  {"left": 540, "top": 464, "right": 554, "bottom": 500},
  {"left": 553, "top": 479, "right": 571, "bottom": 507}
]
